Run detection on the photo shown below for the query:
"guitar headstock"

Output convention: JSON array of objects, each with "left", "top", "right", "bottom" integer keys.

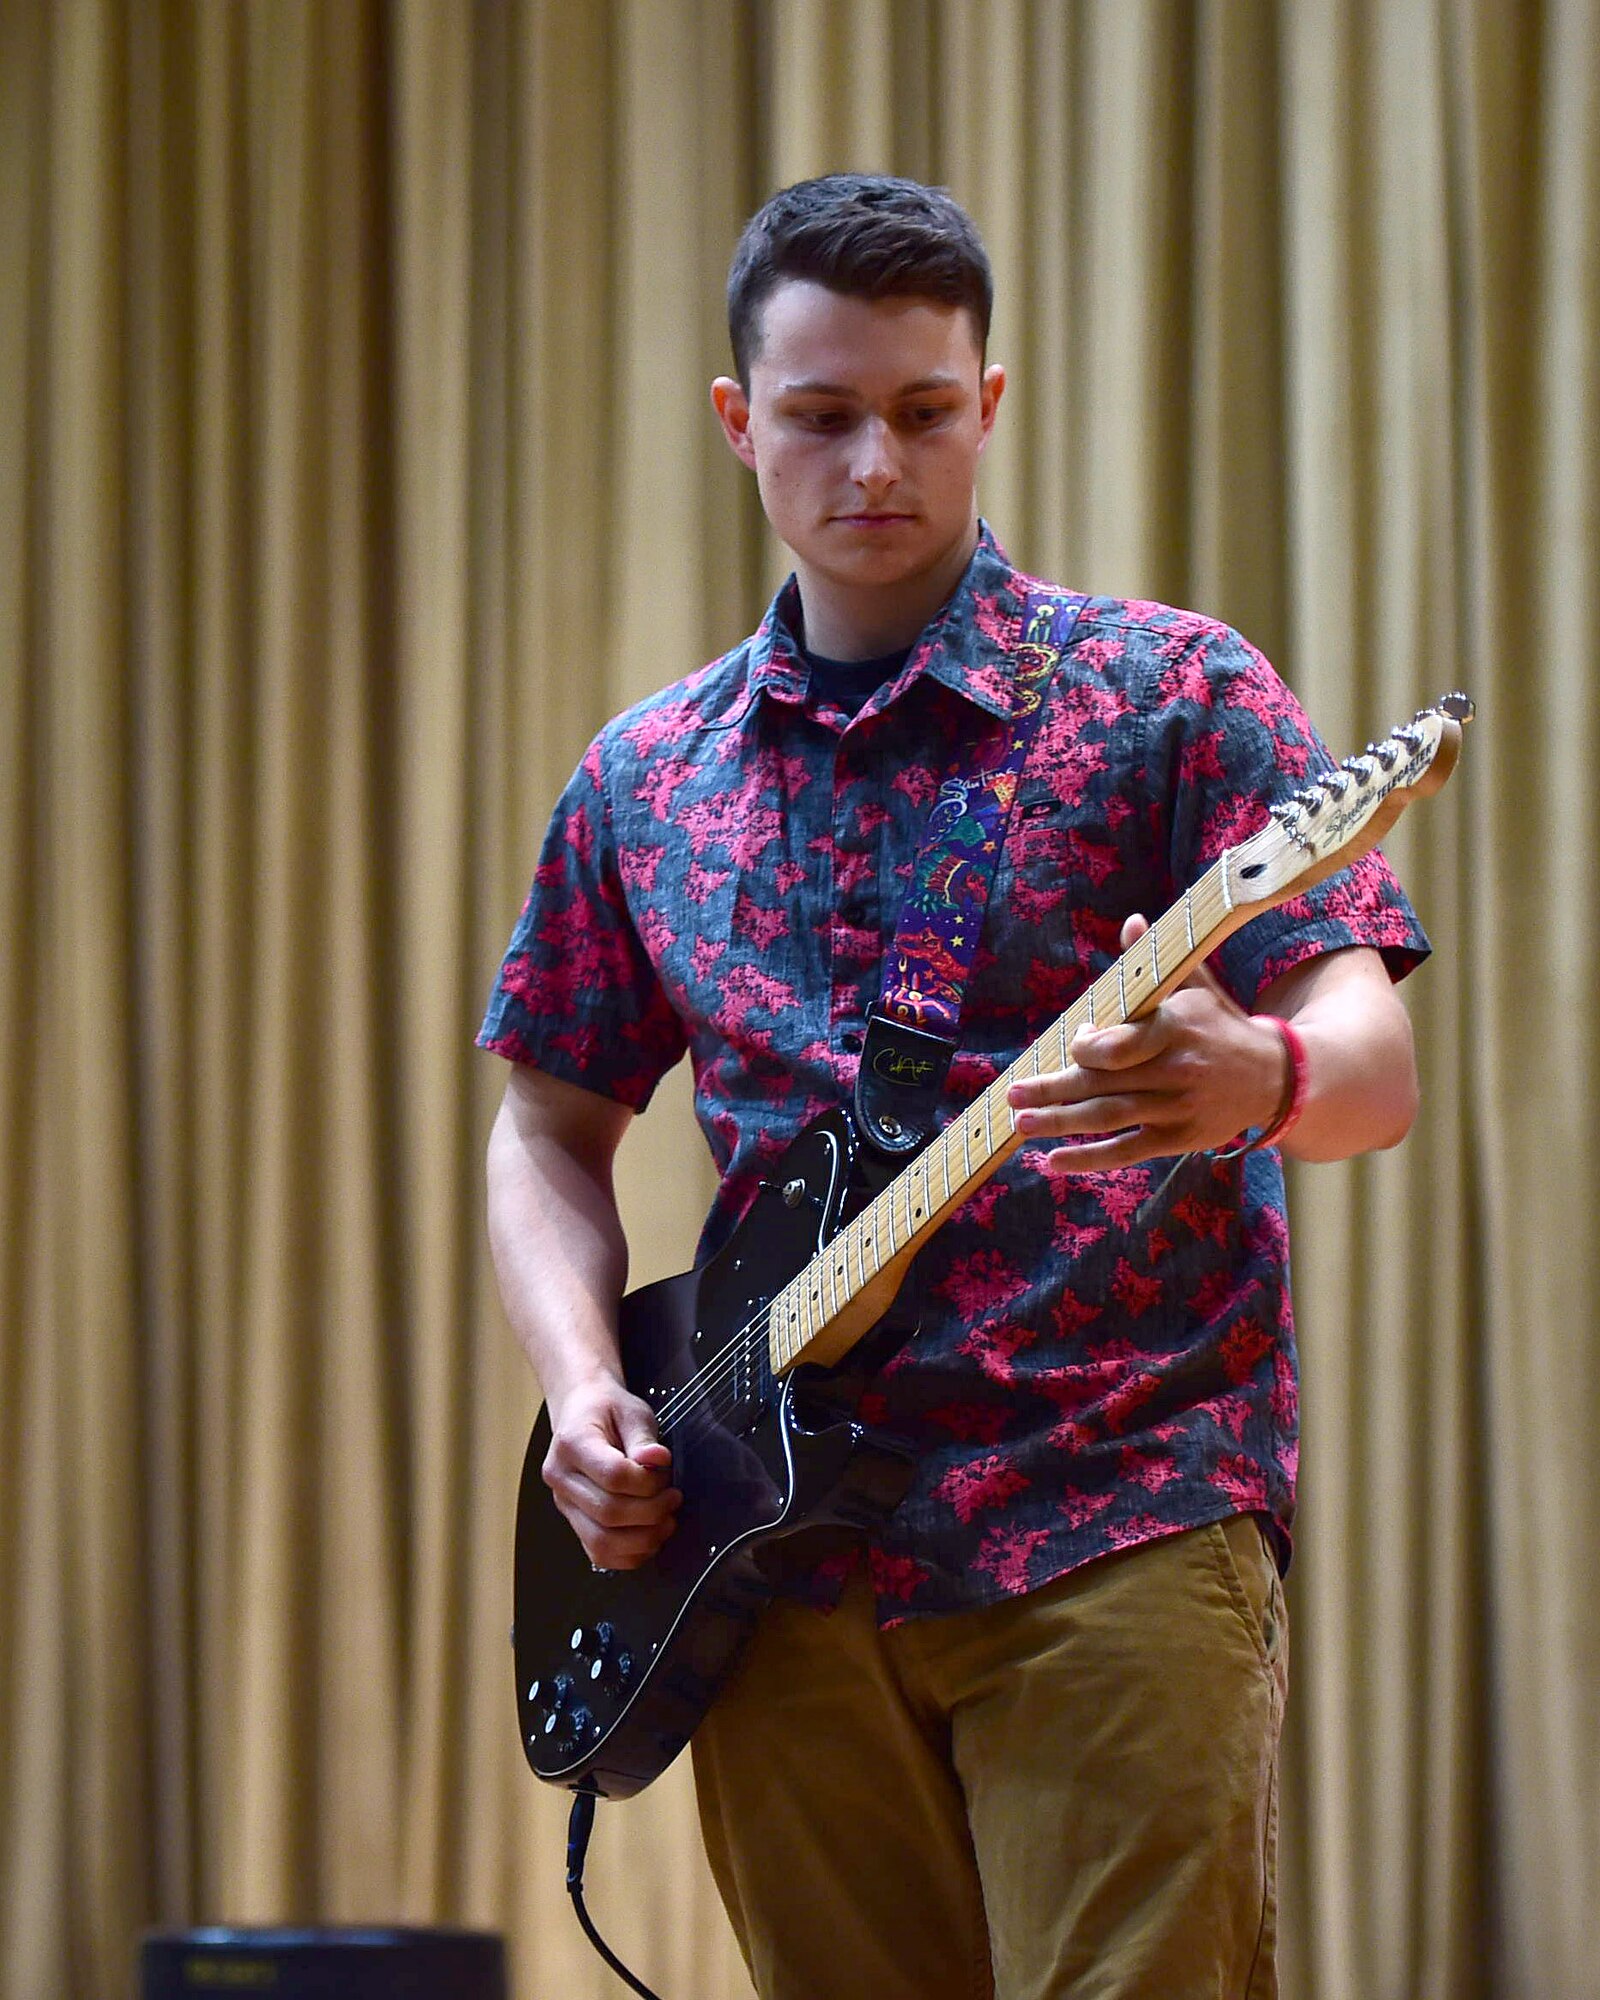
[{"left": 1225, "top": 692, "right": 1474, "bottom": 907}]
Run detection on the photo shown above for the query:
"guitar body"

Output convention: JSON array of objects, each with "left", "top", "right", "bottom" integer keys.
[{"left": 512, "top": 1108, "right": 919, "bottom": 1798}]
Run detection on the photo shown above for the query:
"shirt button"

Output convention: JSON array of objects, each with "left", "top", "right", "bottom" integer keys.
[{"left": 841, "top": 1030, "right": 864, "bottom": 1053}]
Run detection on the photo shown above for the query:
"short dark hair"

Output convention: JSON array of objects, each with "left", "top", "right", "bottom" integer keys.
[{"left": 726, "top": 174, "right": 993, "bottom": 388}]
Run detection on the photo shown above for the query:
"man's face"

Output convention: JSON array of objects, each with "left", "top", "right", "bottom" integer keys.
[{"left": 712, "top": 280, "right": 1003, "bottom": 606}]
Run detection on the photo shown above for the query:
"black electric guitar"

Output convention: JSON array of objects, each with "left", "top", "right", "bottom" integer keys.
[{"left": 512, "top": 695, "right": 1473, "bottom": 1798}]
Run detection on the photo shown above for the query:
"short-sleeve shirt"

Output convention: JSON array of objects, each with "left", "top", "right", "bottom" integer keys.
[{"left": 480, "top": 527, "right": 1429, "bottom": 1624}]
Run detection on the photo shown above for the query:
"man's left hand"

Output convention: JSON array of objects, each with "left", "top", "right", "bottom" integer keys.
[{"left": 1006, "top": 914, "right": 1291, "bottom": 1172}]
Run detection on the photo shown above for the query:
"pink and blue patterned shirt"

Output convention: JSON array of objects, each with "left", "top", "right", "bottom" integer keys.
[{"left": 480, "top": 527, "right": 1427, "bottom": 1623}]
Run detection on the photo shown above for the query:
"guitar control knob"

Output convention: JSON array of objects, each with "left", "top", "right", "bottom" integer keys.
[
  {"left": 591, "top": 1647, "right": 636, "bottom": 1694},
  {"left": 571, "top": 1622, "right": 616, "bottom": 1667}
]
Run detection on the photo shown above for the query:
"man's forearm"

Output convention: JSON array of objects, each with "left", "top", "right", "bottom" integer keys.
[
  {"left": 486, "top": 1070, "right": 680, "bottom": 1566},
  {"left": 1264, "top": 949, "right": 1419, "bottom": 1163},
  {"left": 486, "top": 1094, "right": 630, "bottom": 1404}
]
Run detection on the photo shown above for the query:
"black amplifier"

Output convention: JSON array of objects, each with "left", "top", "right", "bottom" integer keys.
[{"left": 139, "top": 1927, "right": 508, "bottom": 1999}]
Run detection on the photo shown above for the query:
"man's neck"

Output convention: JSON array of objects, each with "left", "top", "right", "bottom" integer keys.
[{"left": 792, "top": 520, "right": 980, "bottom": 661}]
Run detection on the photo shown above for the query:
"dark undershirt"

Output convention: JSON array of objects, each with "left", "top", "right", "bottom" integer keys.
[{"left": 802, "top": 644, "right": 912, "bottom": 717}]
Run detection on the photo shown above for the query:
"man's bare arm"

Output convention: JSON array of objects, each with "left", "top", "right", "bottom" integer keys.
[{"left": 486, "top": 1065, "right": 680, "bottom": 1568}]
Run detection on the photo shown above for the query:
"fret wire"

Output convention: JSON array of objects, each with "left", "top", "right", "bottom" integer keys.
[{"left": 1152, "top": 908, "right": 1185, "bottom": 982}]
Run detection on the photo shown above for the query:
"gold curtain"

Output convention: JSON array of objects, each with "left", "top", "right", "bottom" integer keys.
[{"left": 0, "top": 4, "right": 1594, "bottom": 1997}]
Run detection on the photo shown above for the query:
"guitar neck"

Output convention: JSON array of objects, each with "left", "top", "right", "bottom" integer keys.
[{"left": 766, "top": 854, "right": 1246, "bottom": 1374}]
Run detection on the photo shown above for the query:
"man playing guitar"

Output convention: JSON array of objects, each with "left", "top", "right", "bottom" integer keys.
[{"left": 481, "top": 176, "right": 1427, "bottom": 2000}]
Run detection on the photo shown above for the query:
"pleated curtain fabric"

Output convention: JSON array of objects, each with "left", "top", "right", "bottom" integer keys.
[{"left": 0, "top": 5, "right": 1594, "bottom": 1998}]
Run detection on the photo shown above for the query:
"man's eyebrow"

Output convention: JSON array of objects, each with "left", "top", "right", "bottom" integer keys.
[{"left": 775, "top": 372, "right": 965, "bottom": 398}]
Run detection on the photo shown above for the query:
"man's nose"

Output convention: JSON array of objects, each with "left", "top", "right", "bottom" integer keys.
[{"left": 849, "top": 414, "right": 901, "bottom": 492}]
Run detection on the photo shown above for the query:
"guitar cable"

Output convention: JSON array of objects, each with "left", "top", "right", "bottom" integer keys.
[{"left": 566, "top": 1786, "right": 665, "bottom": 1999}]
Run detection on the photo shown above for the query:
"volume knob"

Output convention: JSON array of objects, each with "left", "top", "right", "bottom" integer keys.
[{"left": 571, "top": 1621, "right": 616, "bottom": 1667}]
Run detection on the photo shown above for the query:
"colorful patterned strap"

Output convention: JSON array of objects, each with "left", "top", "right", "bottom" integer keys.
[{"left": 855, "top": 590, "right": 1089, "bottom": 1155}]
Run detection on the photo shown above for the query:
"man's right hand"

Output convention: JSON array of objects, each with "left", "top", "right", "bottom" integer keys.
[{"left": 541, "top": 1374, "right": 681, "bottom": 1570}]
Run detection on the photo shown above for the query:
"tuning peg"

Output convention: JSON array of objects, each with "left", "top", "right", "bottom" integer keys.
[{"left": 1440, "top": 691, "right": 1475, "bottom": 723}]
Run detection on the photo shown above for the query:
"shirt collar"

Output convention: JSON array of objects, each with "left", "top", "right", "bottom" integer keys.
[{"left": 744, "top": 522, "right": 1033, "bottom": 723}]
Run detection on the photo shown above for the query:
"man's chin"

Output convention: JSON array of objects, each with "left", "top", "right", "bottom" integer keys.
[{"left": 808, "top": 526, "right": 941, "bottom": 581}]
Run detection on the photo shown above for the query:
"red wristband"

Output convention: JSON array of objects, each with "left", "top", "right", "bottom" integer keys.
[{"left": 1215, "top": 1015, "right": 1309, "bottom": 1158}]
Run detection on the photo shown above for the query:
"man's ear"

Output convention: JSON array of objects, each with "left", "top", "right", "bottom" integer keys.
[
  {"left": 711, "top": 377, "right": 758, "bottom": 472},
  {"left": 977, "top": 362, "right": 1006, "bottom": 449}
]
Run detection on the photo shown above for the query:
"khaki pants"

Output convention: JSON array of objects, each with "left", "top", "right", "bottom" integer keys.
[{"left": 692, "top": 1514, "right": 1288, "bottom": 2000}]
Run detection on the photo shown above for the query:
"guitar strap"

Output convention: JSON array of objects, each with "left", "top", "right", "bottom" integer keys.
[{"left": 854, "top": 589, "right": 1090, "bottom": 1155}]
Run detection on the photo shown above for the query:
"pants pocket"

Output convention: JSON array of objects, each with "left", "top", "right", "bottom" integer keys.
[{"left": 1208, "top": 1514, "right": 1287, "bottom": 1680}]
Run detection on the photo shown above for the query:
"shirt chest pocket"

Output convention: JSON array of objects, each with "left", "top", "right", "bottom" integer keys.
[{"left": 994, "top": 790, "right": 1127, "bottom": 928}]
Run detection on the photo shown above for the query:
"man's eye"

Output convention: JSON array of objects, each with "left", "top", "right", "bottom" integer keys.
[
  {"left": 799, "top": 409, "right": 849, "bottom": 431},
  {"left": 907, "top": 405, "right": 951, "bottom": 426}
]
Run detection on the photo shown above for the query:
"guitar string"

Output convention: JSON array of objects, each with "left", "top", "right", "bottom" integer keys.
[{"left": 651, "top": 1307, "right": 771, "bottom": 1438}]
